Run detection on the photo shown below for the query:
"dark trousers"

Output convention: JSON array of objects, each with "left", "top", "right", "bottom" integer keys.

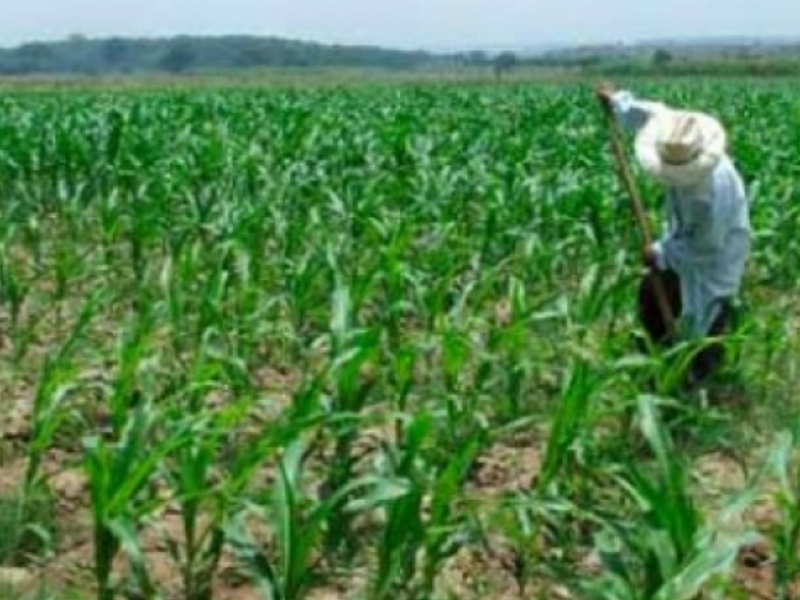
[{"left": 638, "top": 270, "right": 729, "bottom": 383}]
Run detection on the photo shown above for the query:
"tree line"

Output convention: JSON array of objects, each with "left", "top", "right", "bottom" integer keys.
[
  {"left": 0, "top": 35, "right": 445, "bottom": 75},
  {"left": 1, "top": 34, "right": 798, "bottom": 77}
]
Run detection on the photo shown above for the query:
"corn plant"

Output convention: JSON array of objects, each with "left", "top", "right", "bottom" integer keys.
[
  {"left": 83, "top": 404, "right": 188, "bottom": 600},
  {"left": 538, "top": 361, "right": 606, "bottom": 494},
  {"left": 585, "top": 396, "right": 760, "bottom": 600},
  {"left": 25, "top": 292, "right": 103, "bottom": 491},
  {"left": 319, "top": 280, "right": 381, "bottom": 556},
  {"left": 159, "top": 381, "right": 309, "bottom": 600},
  {"left": 769, "top": 431, "right": 800, "bottom": 600},
  {"left": 161, "top": 410, "right": 231, "bottom": 600},
  {"left": 347, "top": 410, "right": 484, "bottom": 600},
  {"left": 0, "top": 483, "right": 55, "bottom": 566},
  {"left": 225, "top": 439, "right": 371, "bottom": 600}
]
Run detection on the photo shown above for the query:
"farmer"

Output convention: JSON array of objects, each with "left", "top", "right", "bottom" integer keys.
[{"left": 597, "top": 84, "right": 751, "bottom": 384}]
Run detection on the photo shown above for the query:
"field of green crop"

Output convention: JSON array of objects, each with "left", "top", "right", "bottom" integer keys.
[{"left": 0, "top": 80, "right": 799, "bottom": 600}]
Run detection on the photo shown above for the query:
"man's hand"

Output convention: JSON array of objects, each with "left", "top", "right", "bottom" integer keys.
[
  {"left": 643, "top": 244, "right": 660, "bottom": 269},
  {"left": 595, "top": 82, "right": 616, "bottom": 107}
]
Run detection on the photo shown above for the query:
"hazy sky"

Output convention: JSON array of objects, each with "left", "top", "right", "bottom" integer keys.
[{"left": 1, "top": 0, "right": 797, "bottom": 50}]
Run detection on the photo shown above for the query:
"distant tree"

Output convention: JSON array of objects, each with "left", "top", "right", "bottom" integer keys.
[
  {"left": 102, "top": 38, "right": 130, "bottom": 68},
  {"left": 576, "top": 54, "right": 604, "bottom": 69},
  {"left": 653, "top": 48, "right": 674, "bottom": 68},
  {"left": 16, "top": 42, "right": 53, "bottom": 61},
  {"left": 462, "top": 51, "right": 489, "bottom": 67},
  {"left": 14, "top": 42, "right": 55, "bottom": 72},
  {"left": 160, "top": 39, "right": 196, "bottom": 73},
  {"left": 493, "top": 51, "right": 518, "bottom": 77}
]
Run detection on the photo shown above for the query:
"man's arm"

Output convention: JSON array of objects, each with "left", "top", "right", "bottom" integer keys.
[{"left": 596, "top": 84, "right": 666, "bottom": 133}]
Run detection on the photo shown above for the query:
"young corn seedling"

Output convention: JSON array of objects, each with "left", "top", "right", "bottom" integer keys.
[
  {"left": 0, "top": 244, "right": 31, "bottom": 359},
  {"left": 484, "top": 275, "right": 543, "bottom": 422},
  {"left": 159, "top": 384, "right": 294, "bottom": 600},
  {"left": 769, "top": 431, "right": 800, "bottom": 600},
  {"left": 161, "top": 410, "right": 231, "bottom": 600},
  {"left": 358, "top": 412, "right": 431, "bottom": 600},
  {"left": 419, "top": 427, "right": 484, "bottom": 595},
  {"left": 225, "top": 439, "right": 370, "bottom": 600},
  {"left": 585, "top": 395, "right": 759, "bottom": 600},
  {"left": 538, "top": 361, "right": 606, "bottom": 495},
  {"left": 83, "top": 403, "right": 188, "bottom": 600},
  {"left": 0, "top": 482, "right": 55, "bottom": 566},
  {"left": 22, "top": 290, "right": 102, "bottom": 542},
  {"left": 349, "top": 410, "right": 484, "bottom": 600},
  {"left": 319, "top": 280, "right": 380, "bottom": 556},
  {"left": 101, "top": 307, "right": 156, "bottom": 437}
]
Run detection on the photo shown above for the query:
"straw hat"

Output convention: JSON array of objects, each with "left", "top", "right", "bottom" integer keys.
[{"left": 635, "top": 108, "right": 727, "bottom": 187}]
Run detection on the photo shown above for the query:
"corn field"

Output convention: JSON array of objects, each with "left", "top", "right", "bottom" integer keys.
[{"left": 0, "top": 80, "right": 800, "bottom": 600}]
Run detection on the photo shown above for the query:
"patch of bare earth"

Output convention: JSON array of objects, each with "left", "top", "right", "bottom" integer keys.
[{"left": 468, "top": 436, "right": 543, "bottom": 499}]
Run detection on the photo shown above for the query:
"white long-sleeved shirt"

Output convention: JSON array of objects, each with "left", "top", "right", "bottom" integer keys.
[{"left": 610, "top": 91, "right": 751, "bottom": 336}]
